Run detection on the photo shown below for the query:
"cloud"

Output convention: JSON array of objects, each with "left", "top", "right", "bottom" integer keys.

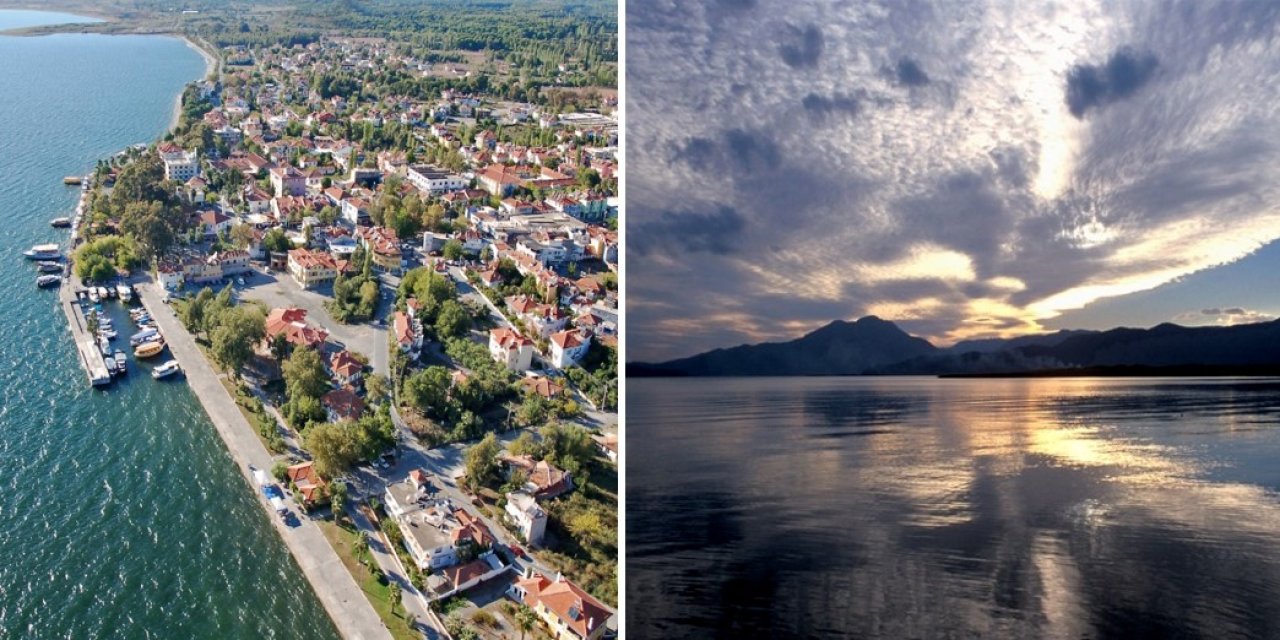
[
  {"left": 893, "top": 57, "right": 930, "bottom": 86},
  {"left": 627, "top": 0, "right": 1280, "bottom": 361},
  {"left": 1065, "top": 47, "right": 1159, "bottom": 118},
  {"left": 1175, "top": 307, "right": 1277, "bottom": 326},
  {"left": 778, "top": 24, "right": 823, "bottom": 68}
]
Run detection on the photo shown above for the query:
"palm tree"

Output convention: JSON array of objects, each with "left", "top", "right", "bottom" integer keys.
[{"left": 515, "top": 606, "right": 537, "bottom": 640}]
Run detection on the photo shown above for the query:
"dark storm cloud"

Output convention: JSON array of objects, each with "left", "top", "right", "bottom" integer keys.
[
  {"left": 778, "top": 24, "right": 823, "bottom": 68},
  {"left": 893, "top": 57, "right": 930, "bottom": 86},
  {"left": 1065, "top": 48, "right": 1159, "bottom": 118},
  {"left": 630, "top": 206, "right": 748, "bottom": 257},
  {"left": 673, "top": 129, "right": 783, "bottom": 173},
  {"left": 801, "top": 92, "right": 863, "bottom": 120}
]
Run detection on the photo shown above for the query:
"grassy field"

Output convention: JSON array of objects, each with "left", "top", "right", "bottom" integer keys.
[{"left": 317, "top": 518, "right": 420, "bottom": 640}]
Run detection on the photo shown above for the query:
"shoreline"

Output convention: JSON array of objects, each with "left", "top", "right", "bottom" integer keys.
[{"left": 135, "top": 282, "right": 394, "bottom": 640}]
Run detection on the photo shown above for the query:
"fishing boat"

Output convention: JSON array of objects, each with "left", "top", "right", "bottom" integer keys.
[
  {"left": 114, "top": 350, "right": 127, "bottom": 374},
  {"left": 23, "top": 244, "right": 61, "bottom": 260},
  {"left": 36, "top": 261, "right": 63, "bottom": 273},
  {"left": 36, "top": 275, "right": 61, "bottom": 288},
  {"left": 130, "top": 328, "right": 159, "bottom": 345},
  {"left": 116, "top": 284, "right": 133, "bottom": 301},
  {"left": 151, "top": 360, "right": 181, "bottom": 379},
  {"left": 134, "top": 340, "right": 164, "bottom": 359},
  {"left": 50, "top": 217, "right": 72, "bottom": 228},
  {"left": 62, "top": 176, "right": 82, "bottom": 185}
]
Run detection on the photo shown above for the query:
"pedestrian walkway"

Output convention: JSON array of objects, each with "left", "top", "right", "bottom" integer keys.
[{"left": 137, "top": 282, "right": 394, "bottom": 640}]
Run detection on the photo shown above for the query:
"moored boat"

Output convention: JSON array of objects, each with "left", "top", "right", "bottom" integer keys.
[
  {"left": 23, "top": 244, "right": 61, "bottom": 260},
  {"left": 151, "top": 360, "right": 181, "bottom": 379},
  {"left": 134, "top": 340, "right": 164, "bottom": 359},
  {"left": 116, "top": 284, "right": 133, "bottom": 301},
  {"left": 114, "top": 350, "right": 127, "bottom": 374},
  {"left": 98, "top": 336, "right": 111, "bottom": 356},
  {"left": 50, "top": 217, "right": 72, "bottom": 228},
  {"left": 129, "top": 328, "right": 159, "bottom": 345},
  {"left": 63, "top": 176, "right": 82, "bottom": 185},
  {"left": 96, "top": 286, "right": 109, "bottom": 301},
  {"left": 37, "top": 261, "right": 63, "bottom": 273},
  {"left": 36, "top": 275, "right": 60, "bottom": 288}
]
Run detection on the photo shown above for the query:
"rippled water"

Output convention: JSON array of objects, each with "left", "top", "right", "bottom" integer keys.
[
  {"left": 628, "top": 376, "right": 1280, "bottom": 639},
  {"left": 0, "top": 11, "right": 339, "bottom": 638}
]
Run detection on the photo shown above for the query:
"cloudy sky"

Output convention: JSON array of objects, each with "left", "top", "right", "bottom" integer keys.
[{"left": 627, "top": 0, "right": 1280, "bottom": 362}]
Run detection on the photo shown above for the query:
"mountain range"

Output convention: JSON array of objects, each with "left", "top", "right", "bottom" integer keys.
[{"left": 628, "top": 316, "right": 1280, "bottom": 377}]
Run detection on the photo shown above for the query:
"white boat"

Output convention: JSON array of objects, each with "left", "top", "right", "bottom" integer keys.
[
  {"left": 98, "top": 336, "right": 111, "bottom": 356},
  {"left": 96, "top": 286, "right": 109, "bottom": 300},
  {"left": 116, "top": 284, "right": 133, "bottom": 301},
  {"left": 113, "top": 350, "right": 127, "bottom": 374},
  {"left": 36, "top": 275, "right": 60, "bottom": 288},
  {"left": 88, "top": 288, "right": 100, "bottom": 303},
  {"left": 130, "top": 328, "right": 159, "bottom": 345},
  {"left": 36, "top": 261, "right": 62, "bottom": 273},
  {"left": 100, "top": 329, "right": 117, "bottom": 340},
  {"left": 23, "top": 244, "right": 61, "bottom": 260},
  {"left": 151, "top": 360, "right": 181, "bottom": 379}
]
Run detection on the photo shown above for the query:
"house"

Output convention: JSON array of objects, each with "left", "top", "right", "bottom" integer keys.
[
  {"left": 328, "top": 350, "right": 365, "bottom": 386},
  {"left": 156, "top": 262, "right": 183, "bottom": 289},
  {"left": 161, "top": 145, "right": 199, "bottom": 182},
  {"left": 392, "top": 311, "right": 421, "bottom": 353},
  {"left": 477, "top": 266, "right": 505, "bottom": 288},
  {"left": 509, "top": 569, "right": 610, "bottom": 640},
  {"left": 321, "top": 387, "right": 365, "bottom": 422},
  {"left": 196, "top": 210, "right": 232, "bottom": 238},
  {"left": 500, "top": 455, "right": 574, "bottom": 500},
  {"left": 265, "top": 307, "right": 329, "bottom": 349},
  {"left": 504, "top": 492, "right": 547, "bottom": 546},
  {"left": 341, "top": 197, "right": 371, "bottom": 226},
  {"left": 355, "top": 226, "right": 402, "bottom": 273},
  {"left": 406, "top": 164, "right": 467, "bottom": 195},
  {"left": 208, "top": 250, "right": 251, "bottom": 276},
  {"left": 385, "top": 473, "right": 495, "bottom": 571},
  {"left": 429, "top": 552, "right": 507, "bottom": 600},
  {"left": 244, "top": 186, "right": 273, "bottom": 214},
  {"left": 181, "top": 255, "right": 222, "bottom": 284},
  {"left": 519, "top": 375, "right": 565, "bottom": 400},
  {"left": 489, "top": 328, "right": 534, "bottom": 371},
  {"left": 549, "top": 329, "right": 591, "bottom": 369},
  {"left": 287, "top": 248, "right": 338, "bottom": 289},
  {"left": 269, "top": 166, "right": 307, "bottom": 197},
  {"left": 286, "top": 461, "right": 328, "bottom": 508},
  {"left": 477, "top": 163, "right": 527, "bottom": 196}
]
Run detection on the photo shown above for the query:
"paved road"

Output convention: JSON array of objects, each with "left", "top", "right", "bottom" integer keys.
[{"left": 137, "top": 282, "right": 394, "bottom": 640}]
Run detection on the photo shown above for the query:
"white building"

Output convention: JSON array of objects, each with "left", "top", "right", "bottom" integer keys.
[
  {"left": 549, "top": 329, "right": 591, "bottom": 369},
  {"left": 504, "top": 492, "right": 547, "bottom": 546},
  {"left": 162, "top": 149, "right": 200, "bottom": 182},
  {"left": 406, "top": 164, "right": 467, "bottom": 195},
  {"left": 489, "top": 328, "right": 534, "bottom": 371}
]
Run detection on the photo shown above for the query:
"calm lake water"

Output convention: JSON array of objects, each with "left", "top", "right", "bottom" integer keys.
[
  {"left": 628, "top": 376, "right": 1280, "bottom": 639},
  {"left": 0, "top": 10, "right": 339, "bottom": 638}
]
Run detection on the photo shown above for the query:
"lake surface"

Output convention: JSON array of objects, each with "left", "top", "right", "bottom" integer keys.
[
  {"left": 628, "top": 376, "right": 1280, "bottom": 639},
  {"left": 0, "top": 11, "right": 339, "bottom": 639}
]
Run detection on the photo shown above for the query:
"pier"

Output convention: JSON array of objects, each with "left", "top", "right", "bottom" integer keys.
[{"left": 60, "top": 278, "right": 111, "bottom": 386}]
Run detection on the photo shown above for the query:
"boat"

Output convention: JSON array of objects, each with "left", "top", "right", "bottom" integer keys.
[
  {"left": 134, "top": 340, "right": 164, "bottom": 359},
  {"left": 36, "top": 275, "right": 60, "bottom": 288},
  {"left": 100, "top": 329, "right": 117, "bottom": 340},
  {"left": 116, "top": 284, "right": 133, "bottom": 301},
  {"left": 98, "top": 336, "right": 111, "bottom": 356},
  {"left": 50, "top": 217, "right": 72, "bottom": 228},
  {"left": 36, "top": 261, "right": 63, "bottom": 273},
  {"left": 130, "top": 328, "right": 159, "bottom": 345},
  {"left": 151, "top": 360, "right": 181, "bottom": 379},
  {"left": 63, "top": 176, "right": 82, "bottom": 185},
  {"left": 105, "top": 358, "right": 118, "bottom": 376},
  {"left": 96, "top": 286, "right": 109, "bottom": 301},
  {"left": 23, "top": 244, "right": 61, "bottom": 260},
  {"left": 114, "top": 350, "right": 127, "bottom": 374},
  {"left": 88, "top": 288, "right": 99, "bottom": 303}
]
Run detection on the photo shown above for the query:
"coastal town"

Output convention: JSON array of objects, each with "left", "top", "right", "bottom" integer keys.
[{"left": 36, "top": 17, "right": 617, "bottom": 640}]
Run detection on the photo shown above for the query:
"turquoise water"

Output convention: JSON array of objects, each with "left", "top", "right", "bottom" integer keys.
[{"left": 0, "top": 11, "right": 340, "bottom": 639}]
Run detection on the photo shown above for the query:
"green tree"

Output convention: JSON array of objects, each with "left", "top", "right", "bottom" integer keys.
[
  {"left": 434, "top": 299, "right": 471, "bottom": 339},
  {"left": 464, "top": 432, "right": 502, "bottom": 490},
  {"left": 365, "top": 373, "right": 390, "bottom": 405},
  {"left": 262, "top": 228, "right": 292, "bottom": 253},
  {"left": 404, "top": 366, "right": 451, "bottom": 418},
  {"left": 230, "top": 223, "right": 255, "bottom": 249},
  {"left": 515, "top": 605, "right": 538, "bottom": 640},
  {"left": 210, "top": 306, "right": 266, "bottom": 376},
  {"left": 283, "top": 348, "right": 330, "bottom": 402},
  {"left": 508, "top": 431, "right": 543, "bottom": 459},
  {"left": 304, "top": 421, "right": 361, "bottom": 478},
  {"left": 442, "top": 240, "right": 464, "bottom": 261}
]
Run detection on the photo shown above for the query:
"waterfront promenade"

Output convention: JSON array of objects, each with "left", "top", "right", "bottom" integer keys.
[{"left": 136, "top": 282, "right": 394, "bottom": 640}]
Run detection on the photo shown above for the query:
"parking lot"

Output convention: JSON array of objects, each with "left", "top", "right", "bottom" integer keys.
[{"left": 235, "top": 266, "right": 393, "bottom": 375}]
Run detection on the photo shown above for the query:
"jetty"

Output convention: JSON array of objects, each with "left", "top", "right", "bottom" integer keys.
[{"left": 60, "top": 277, "right": 111, "bottom": 387}]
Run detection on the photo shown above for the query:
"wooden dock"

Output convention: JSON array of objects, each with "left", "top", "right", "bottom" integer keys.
[{"left": 60, "top": 277, "right": 111, "bottom": 386}]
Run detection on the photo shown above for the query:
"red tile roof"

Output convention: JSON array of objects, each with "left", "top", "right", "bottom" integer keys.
[{"left": 514, "top": 573, "right": 610, "bottom": 639}]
